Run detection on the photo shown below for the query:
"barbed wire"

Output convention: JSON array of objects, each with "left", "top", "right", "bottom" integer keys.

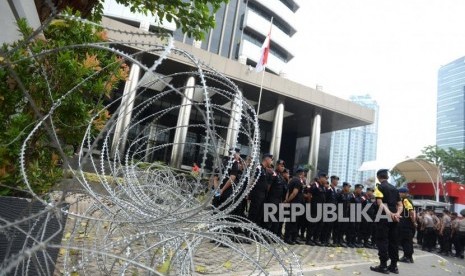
[{"left": 0, "top": 7, "right": 302, "bottom": 276}]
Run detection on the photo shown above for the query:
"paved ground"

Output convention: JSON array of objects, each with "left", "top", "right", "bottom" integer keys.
[
  {"left": 197, "top": 242, "right": 465, "bottom": 275},
  {"left": 52, "top": 191, "right": 465, "bottom": 275},
  {"left": 298, "top": 252, "right": 465, "bottom": 276}
]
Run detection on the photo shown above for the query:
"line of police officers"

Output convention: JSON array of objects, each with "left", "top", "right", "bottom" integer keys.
[{"left": 212, "top": 150, "right": 453, "bottom": 274}]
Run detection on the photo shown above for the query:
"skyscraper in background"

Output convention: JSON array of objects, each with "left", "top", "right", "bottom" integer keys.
[
  {"left": 103, "top": 0, "right": 299, "bottom": 75},
  {"left": 328, "top": 95, "right": 379, "bottom": 185},
  {"left": 437, "top": 56, "right": 465, "bottom": 150}
]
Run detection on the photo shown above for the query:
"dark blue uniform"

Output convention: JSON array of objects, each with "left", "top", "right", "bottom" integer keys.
[
  {"left": 284, "top": 176, "right": 304, "bottom": 244},
  {"left": 374, "top": 180, "right": 401, "bottom": 268},
  {"left": 307, "top": 181, "right": 326, "bottom": 244},
  {"left": 321, "top": 185, "right": 338, "bottom": 245},
  {"left": 335, "top": 191, "right": 353, "bottom": 246},
  {"left": 266, "top": 170, "right": 285, "bottom": 236},
  {"left": 248, "top": 165, "right": 273, "bottom": 228},
  {"left": 399, "top": 197, "right": 415, "bottom": 261}
]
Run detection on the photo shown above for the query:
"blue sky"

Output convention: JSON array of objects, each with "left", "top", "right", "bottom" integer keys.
[{"left": 287, "top": 0, "right": 465, "bottom": 167}]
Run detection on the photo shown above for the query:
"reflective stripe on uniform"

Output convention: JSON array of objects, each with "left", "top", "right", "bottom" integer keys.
[
  {"left": 403, "top": 198, "right": 413, "bottom": 211},
  {"left": 374, "top": 183, "right": 384, "bottom": 198}
]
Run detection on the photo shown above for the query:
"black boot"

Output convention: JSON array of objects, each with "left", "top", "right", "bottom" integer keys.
[
  {"left": 399, "top": 256, "right": 413, "bottom": 263},
  {"left": 388, "top": 263, "right": 399, "bottom": 274},
  {"left": 370, "top": 263, "right": 389, "bottom": 274}
]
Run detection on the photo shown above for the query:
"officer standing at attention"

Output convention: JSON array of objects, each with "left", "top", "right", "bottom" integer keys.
[
  {"left": 322, "top": 175, "right": 339, "bottom": 246},
  {"left": 248, "top": 153, "right": 274, "bottom": 228},
  {"left": 398, "top": 187, "right": 416, "bottom": 263},
  {"left": 361, "top": 187, "right": 377, "bottom": 248},
  {"left": 283, "top": 167, "right": 306, "bottom": 245},
  {"left": 307, "top": 172, "right": 327, "bottom": 246},
  {"left": 336, "top": 182, "right": 352, "bottom": 247},
  {"left": 266, "top": 159, "right": 287, "bottom": 237},
  {"left": 439, "top": 209, "right": 452, "bottom": 256},
  {"left": 352, "top": 184, "right": 365, "bottom": 248},
  {"left": 218, "top": 148, "right": 242, "bottom": 211},
  {"left": 370, "top": 169, "right": 403, "bottom": 274}
]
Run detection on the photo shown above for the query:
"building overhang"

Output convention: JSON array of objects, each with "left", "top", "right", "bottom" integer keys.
[{"left": 102, "top": 16, "right": 375, "bottom": 134}]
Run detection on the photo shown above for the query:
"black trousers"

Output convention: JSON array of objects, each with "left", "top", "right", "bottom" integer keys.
[
  {"left": 248, "top": 194, "right": 266, "bottom": 228},
  {"left": 321, "top": 221, "right": 334, "bottom": 243},
  {"left": 306, "top": 203, "right": 323, "bottom": 242},
  {"left": 423, "top": 227, "right": 436, "bottom": 251},
  {"left": 360, "top": 220, "right": 373, "bottom": 244},
  {"left": 265, "top": 200, "right": 282, "bottom": 237},
  {"left": 455, "top": 232, "right": 465, "bottom": 257},
  {"left": 334, "top": 221, "right": 348, "bottom": 244},
  {"left": 416, "top": 226, "right": 424, "bottom": 245},
  {"left": 399, "top": 224, "right": 415, "bottom": 258},
  {"left": 440, "top": 228, "right": 452, "bottom": 253},
  {"left": 284, "top": 204, "right": 299, "bottom": 242},
  {"left": 376, "top": 221, "right": 399, "bottom": 265},
  {"left": 346, "top": 222, "right": 356, "bottom": 244}
]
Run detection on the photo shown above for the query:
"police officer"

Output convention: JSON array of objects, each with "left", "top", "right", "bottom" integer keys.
[
  {"left": 283, "top": 167, "right": 306, "bottom": 244},
  {"left": 361, "top": 187, "right": 377, "bottom": 248},
  {"left": 306, "top": 172, "right": 327, "bottom": 246},
  {"left": 335, "top": 182, "right": 352, "bottom": 247},
  {"left": 439, "top": 209, "right": 452, "bottom": 256},
  {"left": 218, "top": 148, "right": 242, "bottom": 212},
  {"left": 248, "top": 153, "right": 274, "bottom": 228},
  {"left": 266, "top": 159, "right": 287, "bottom": 237},
  {"left": 322, "top": 175, "right": 339, "bottom": 246},
  {"left": 421, "top": 209, "right": 438, "bottom": 252},
  {"left": 453, "top": 210, "right": 465, "bottom": 259},
  {"left": 398, "top": 187, "right": 416, "bottom": 263},
  {"left": 352, "top": 184, "right": 365, "bottom": 248},
  {"left": 370, "top": 169, "right": 403, "bottom": 274}
]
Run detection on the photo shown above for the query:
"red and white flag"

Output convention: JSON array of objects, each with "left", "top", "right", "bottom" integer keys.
[{"left": 255, "top": 31, "right": 271, "bottom": 73}]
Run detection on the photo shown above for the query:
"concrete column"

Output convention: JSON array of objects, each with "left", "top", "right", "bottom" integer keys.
[
  {"left": 307, "top": 113, "right": 321, "bottom": 178},
  {"left": 170, "top": 76, "right": 196, "bottom": 168},
  {"left": 223, "top": 90, "right": 243, "bottom": 156},
  {"left": 269, "top": 100, "right": 284, "bottom": 161},
  {"left": 111, "top": 63, "right": 141, "bottom": 157}
]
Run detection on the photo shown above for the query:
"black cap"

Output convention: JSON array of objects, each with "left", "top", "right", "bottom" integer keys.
[
  {"left": 229, "top": 147, "right": 240, "bottom": 153},
  {"left": 276, "top": 159, "right": 285, "bottom": 165},
  {"left": 342, "top": 182, "right": 351, "bottom": 187},
  {"left": 295, "top": 166, "right": 306, "bottom": 173},
  {"left": 330, "top": 175, "right": 339, "bottom": 180},
  {"left": 398, "top": 187, "right": 409, "bottom": 193},
  {"left": 366, "top": 187, "right": 374, "bottom": 192},
  {"left": 318, "top": 172, "right": 328, "bottom": 178},
  {"left": 262, "top": 153, "right": 273, "bottom": 159},
  {"left": 354, "top": 184, "right": 364, "bottom": 189}
]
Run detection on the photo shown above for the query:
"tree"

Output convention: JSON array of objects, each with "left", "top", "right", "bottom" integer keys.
[
  {"left": 0, "top": 14, "right": 128, "bottom": 196},
  {"left": 34, "top": 0, "right": 228, "bottom": 40},
  {"left": 418, "top": 145, "right": 447, "bottom": 167},
  {"left": 418, "top": 145, "right": 465, "bottom": 183}
]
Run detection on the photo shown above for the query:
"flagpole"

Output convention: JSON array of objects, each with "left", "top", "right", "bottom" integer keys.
[
  {"left": 256, "top": 17, "right": 273, "bottom": 117},
  {"left": 256, "top": 69, "right": 266, "bottom": 116}
]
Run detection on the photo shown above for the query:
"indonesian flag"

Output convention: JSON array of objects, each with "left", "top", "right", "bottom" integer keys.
[{"left": 255, "top": 32, "right": 271, "bottom": 73}]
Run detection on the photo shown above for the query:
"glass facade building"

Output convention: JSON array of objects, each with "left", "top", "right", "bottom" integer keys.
[
  {"left": 328, "top": 95, "right": 379, "bottom": 185},
  {"left": 437, "top": 56, "right": 465, "bottom": 150},
  {"left": 104, "top": 0, "right": 299, "bottom": 75}
]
